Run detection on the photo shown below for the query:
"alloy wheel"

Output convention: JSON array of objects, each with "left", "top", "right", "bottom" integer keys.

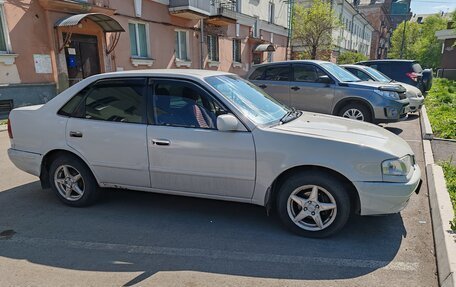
[
  {"left": 342, "top": 108, "right": 365, "bottom": 121},
  {"left": 54, "top": 165, "right": 85, "bottom": 201}
]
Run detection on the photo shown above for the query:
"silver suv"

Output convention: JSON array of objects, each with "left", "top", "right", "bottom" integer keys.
[{"left": 246, "top": 60, "right": 410, "bottom": 123}]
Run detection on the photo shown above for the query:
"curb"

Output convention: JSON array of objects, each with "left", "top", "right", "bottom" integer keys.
[
  {"left": 421, "top": 105, "right": 456, "bottom": 287},
  {"left": 421, "top": 105, "right": 434, "bottom": 140}
]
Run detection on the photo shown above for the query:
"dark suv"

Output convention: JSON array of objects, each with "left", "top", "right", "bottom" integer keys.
[{"left": 356, "top": 60, "right": 433, "bottom": 93}]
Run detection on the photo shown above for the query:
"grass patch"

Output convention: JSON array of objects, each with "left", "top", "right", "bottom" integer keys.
[
  {"left": 425, "top": 78, "right": 456, "bottom": 139},
  {"left": 0, "top": 119, "right": 7, "bottom": 125},
  {"left": 441, "top": 161, "right": 456, "bottom": 231}
]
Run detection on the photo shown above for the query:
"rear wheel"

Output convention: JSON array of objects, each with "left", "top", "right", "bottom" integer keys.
[
  {"left": 276, "top": 172, "right": 351, "bottom": 238},
  {"left": 49, "top": 154, "right": 100, "bottom": 207},
  {"left": 338, "top": 103, "right": 372, "bottom": 123}
]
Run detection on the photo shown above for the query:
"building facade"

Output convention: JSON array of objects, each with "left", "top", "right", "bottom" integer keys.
[
  {"left": 435, "top": 22, "right": 456, "bottom": 79},
  {"left": 0, "top": 0, "right": 289, "bottom": 113}
]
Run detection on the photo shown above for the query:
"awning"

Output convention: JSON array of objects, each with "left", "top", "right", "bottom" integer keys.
[
  {"left": 55, "top": 13, "right": 125, "bottom": 33},
  {"left": 254, "top": 43, "right": 275, "bottom": 52}
]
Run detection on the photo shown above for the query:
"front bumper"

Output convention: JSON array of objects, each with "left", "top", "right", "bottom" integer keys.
[
  {"left": 373, "top": 98, "right": 409, "bottom": 123},
  {"left": 407, "top": 97, "right": 424, "bottom": 112},
  {"left": 354, "top": 164, "right": 421, "bottom": 216},
  {"left": 7, "top": 148, "right": 42, "bottom": 177}
]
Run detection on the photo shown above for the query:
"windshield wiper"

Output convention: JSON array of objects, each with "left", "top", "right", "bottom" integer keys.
[{"left": 280, "top": 107, "right": 302, "bottom": 124}]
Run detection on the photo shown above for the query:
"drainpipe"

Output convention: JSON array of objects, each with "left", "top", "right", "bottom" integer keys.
[{"left": 200, "top": 18, "right": 204, "bottom": 69}]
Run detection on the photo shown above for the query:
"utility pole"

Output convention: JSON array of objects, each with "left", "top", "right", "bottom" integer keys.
[{"left": 399, "top": 20, "right": 407, "bottom": 58}]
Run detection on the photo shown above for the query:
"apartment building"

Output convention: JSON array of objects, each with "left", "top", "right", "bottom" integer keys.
[
  {"left": 292, "top": 0, "right": 374, "bottom": 62},
  {"left": 0, "top": 0, "right": 289, "bottom": 112}
]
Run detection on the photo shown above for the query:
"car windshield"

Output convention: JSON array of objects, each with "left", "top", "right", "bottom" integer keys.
[
  {"left": 205, "top": 75, "right": 290, "bottom": 125},
  {"left": 364, "top": 66, "right": 392, "bottom": 83},
  {"left": 321, "top": 62, "right": 361, "bottom": 82}
]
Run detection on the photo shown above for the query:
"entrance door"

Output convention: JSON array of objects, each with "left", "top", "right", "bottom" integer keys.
[{"left": 65, "top": 34, "right": 101, "bottom": 86}]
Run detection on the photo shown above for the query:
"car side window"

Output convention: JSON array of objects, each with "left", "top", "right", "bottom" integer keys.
[
  {"left": 152, "top": 80, "right": 225, "bottom": 129},
  {"left": 249, "top": 66, "right": 267, "bottom": 80},
  {"left": 293, "top": 65, "right": 326, "bottom": 83},
  {"left": 263, "top": 65, "right": 290, "bottom": 81},
  {"left": 58, "top": 87, "right": 90, "bottom": 116},
  {"left": 80, "top": 78, "right": 147, "bottom": 124},
  {"left": 349, "top": 69, "right": 371, "bottom": 81}
]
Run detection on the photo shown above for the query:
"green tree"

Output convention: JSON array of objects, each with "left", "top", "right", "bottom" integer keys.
[
  {"left": 292, "top": 0, "right": 341, "bottom": 60},
  {"left": 389, "top": 15, "right": 447, "bottom": 69},
  {"left": 337, "top": 51, "right": 368, "bottom": 64}
]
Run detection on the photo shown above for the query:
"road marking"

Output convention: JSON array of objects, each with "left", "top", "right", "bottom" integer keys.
[{"left": 3, "top": 236, "right": 419, "bottom": 272}]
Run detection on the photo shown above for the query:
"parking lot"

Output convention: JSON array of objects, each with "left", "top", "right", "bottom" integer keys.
[{"left": 0, "top": 115, "right": 437, "bottom": 287}]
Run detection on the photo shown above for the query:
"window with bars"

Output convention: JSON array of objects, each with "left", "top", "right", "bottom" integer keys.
[
  {"left": 207, "top": 35, "right": 219, "bottom": 61},
  {"left": 129, "top": 22, "right": 148, "bottom": 58},
  {"left": 175, "top": 30, "right": 189, "bottom": 61},
  {"left": 232, "top": 39, "right": 241, "bottom": 63}
]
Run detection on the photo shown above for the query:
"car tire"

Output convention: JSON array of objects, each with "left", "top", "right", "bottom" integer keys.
[
  {"left": 276, "top": 171, "right": 351, "bottom": 238},
  {"left": 49, "top": 154, "right": 100, "bottom": 207},
  {"left": 338, "top": 103, "right": 372, "bottom": 123}
]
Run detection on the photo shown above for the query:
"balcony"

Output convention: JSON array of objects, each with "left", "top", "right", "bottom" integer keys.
[
  {"left": 207, "top": 1, "right": 238, "bottom": 26},
  {"left": 169, "top": 0, "right": 211, "bottom": 19}
]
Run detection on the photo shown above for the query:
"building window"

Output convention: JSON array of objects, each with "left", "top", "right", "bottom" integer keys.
[
  {"left": 129, "top": 22, "right": 148, "bottom": 58},
  {"left": 175, "top": 30, "right": 189, "bottom": 61},
  {"left": 0, "top": 4, "right": 9, "bottom": 52},
  {"left": 233, "top": 39, "right": 241, "bottom": 63},
  {"left": 268, "top": 2, "right": 275, "bottom": 24},
  {"left": 207, "top": 35, "right": 219, "bottom": 61},
  {"left": 252, "top": 17, "right": 259, "bottom": 38},
  {"left": 235, "top": 0, "right": 242, "bottom": 12},
  {"left": 267, "top": 52, "right": 273, "bottom": 63}
]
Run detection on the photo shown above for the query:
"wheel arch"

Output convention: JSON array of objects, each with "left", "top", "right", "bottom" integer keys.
[
  {"left": 40, "top": 149, "right": 98, "bottom": 189},
  {"left": 265, "top": 165, "right": 361, "bottom": 215},
  {"left": 332, "top": 97, "right": 374, "bottom": 120}
]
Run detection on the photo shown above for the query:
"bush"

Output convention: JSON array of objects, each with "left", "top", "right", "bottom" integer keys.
[
  {"left": 425, "top": 79, "right": 456, "bottom": 139},
  {"left": 441, "top": 161, "right": 456, "bottom": 231},
  {"left": 336, "top": 51, "right": 368, "bottom": 65}
]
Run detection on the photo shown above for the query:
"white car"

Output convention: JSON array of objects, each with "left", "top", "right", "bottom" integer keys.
[
  {"left": 7, "top": 70, "right": 422, "bottom": 237},
  {"left": 342, "top": 64, "right": 424, "bottom": 113}
]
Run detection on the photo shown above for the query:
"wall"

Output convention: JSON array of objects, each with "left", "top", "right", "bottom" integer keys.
[{"left": 240, "top": 0, "right": 289, "bottom": 28}]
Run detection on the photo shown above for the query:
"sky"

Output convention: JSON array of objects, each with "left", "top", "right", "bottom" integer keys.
[{"left": 410, "top": 0, "right": 456, "bottom": 15}]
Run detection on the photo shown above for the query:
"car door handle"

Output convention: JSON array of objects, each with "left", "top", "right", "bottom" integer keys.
[
  {"left": 152, "top": 139, "right": 171, "bottom": 146},
  {"left": 259, "top": 84, "right": 267, "bottom": 89},
  {"left": 291, "top": 86, "right": 300, "bottom": 91},
  {"left": 69, "top": 131, "right": 83, "bottom": 138}
]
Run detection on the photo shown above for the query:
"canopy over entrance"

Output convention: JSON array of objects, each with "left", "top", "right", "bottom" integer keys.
[
  {"left": 254, "top": 43, "right": 276, "bottom": 52},
  {"left": 55, "top": 13, "right": 125, "bottom": 33}
]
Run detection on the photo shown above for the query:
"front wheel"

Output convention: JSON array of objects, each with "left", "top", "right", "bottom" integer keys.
[
  {"left": 276, "top": 172, "right": 351, "bottom": 238},
  {"left": 49, "top": 154, "right": 100, "bottom": 207},
  {"left": 338, "top": 103, "right": 372, "bottom": 123}
]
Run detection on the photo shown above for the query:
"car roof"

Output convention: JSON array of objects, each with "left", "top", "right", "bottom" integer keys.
[
  {"left": 92, "top": 69, "right": 232, "bottom": 81},
  {"left": 341, "top": 64, "right": 367, "bottom": 69},
  {"left": 251, "top": 60, "right": 330, "bottom": 68},
  {"left": 358, "top": 59, "right": 417, "bottom": 63}
]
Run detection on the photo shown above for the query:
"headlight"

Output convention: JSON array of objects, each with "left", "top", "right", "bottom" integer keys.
[
  {"left": 374, "top": 90, "right": 400, "bottom": 100},
  {"left": 382, "top": 155, "right": 413, "bottom": 176}
]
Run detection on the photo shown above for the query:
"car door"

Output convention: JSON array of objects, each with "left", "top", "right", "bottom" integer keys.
[
  {"left": 146, "top": 78, "right": 256, "bottom": 199},
  {"left": 66, "top": 78, "right": 150, "bottom": 187},
  {"left": 290, "top": 63, "right": 335, "bottom": 114},
  {"left": 249, "top": 64, "right": 291, "bottom": 106}
]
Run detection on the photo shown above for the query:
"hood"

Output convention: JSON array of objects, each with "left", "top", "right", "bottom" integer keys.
[
  {"left": 344, "top": 81, "right": 406, "bottom": 93},
  {"left": 395, "top": 82, "right": 422, "bottom": 97},
  {"left": 273, "top": 112, "right": 413, "bottom": 158}
]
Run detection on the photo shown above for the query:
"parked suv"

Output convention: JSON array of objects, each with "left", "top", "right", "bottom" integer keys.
[
  {"left": 342, "top": 64, "right": 424, "bottom": 113},
  {"left": 356, "top": 60, "right": 433, "bottom": 93},
  {"left": 246, "top": 60, "right": 409, "bottom": 123}
]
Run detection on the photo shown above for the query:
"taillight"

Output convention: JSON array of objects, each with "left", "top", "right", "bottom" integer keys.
[
  {"left": 406, "top": 72, "right": 418, "bottom": 82},
  {"left": 7, "top": 118, "right": 13, "bottom": 139}
]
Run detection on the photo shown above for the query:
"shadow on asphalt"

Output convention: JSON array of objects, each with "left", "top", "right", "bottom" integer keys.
[
  {"left": 0, "top": 181, "right": 406, "bottom": 284},
  {"left": 384, "top": 127, "right": 403, "bottom": 135}
]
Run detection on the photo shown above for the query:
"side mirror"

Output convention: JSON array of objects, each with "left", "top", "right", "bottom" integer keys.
[
  {"left": 217, "top": 114, "right": 239, "bottom": 132},
  {"left": 317, "top": 75, "right": 332, "bottom": 84}
]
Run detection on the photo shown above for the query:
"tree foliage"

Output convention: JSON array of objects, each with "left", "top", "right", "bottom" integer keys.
[
  {"left": 389, "top": 15, "right": 447, "bottom": 69},
  {"left": 292, "top": 0, "right": 341, "bottom": 60},
  {"left": 336, "top": 51, "right": 368, "bottom": 64}
]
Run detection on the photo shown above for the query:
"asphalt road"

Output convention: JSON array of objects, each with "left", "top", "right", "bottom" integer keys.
[{"left": 0, "top": 115, "right": 437, "bottom": 287}]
